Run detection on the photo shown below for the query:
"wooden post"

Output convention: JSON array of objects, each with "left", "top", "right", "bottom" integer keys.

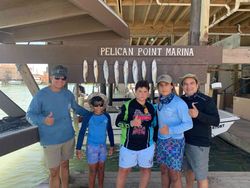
[
  {"left": 15, "top": 64, "right": 39, "bottom": 96},
  {"left": 189, "top": 0, "right": 201, "bottom": 45},
  {"left": 200, "top": 0, "right": 210, "bottom": 45},
  {"left": 100, "top": 83, "right": 106, "bottom": 95},
  {"left": 108, "top": 84, "right": 113, "bottom": 106}
]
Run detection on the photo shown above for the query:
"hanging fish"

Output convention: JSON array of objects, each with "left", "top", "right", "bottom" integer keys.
[
  {"left": 123, "top": 60, "right": 129, "bottom": 90},
  {"left": 93, "top": 59, "right": 98, "bottom": 83},
  {"left": 114, "top": 60, "right": 119, "bottom": 90},
  {"left": 142, "top": 60, "right": 147, "bottom": 80},
  {"left": 152, "top": 59, "right": 157, "bottom": 88},
  {"left": 132, "top": 60, "right": 138, "bottom": 84},
  {"left": 103, "top": 60, "right": 109, "bottom": 85},
  {"left": 83, "top": 60, "right": 88, "bottom": 82}
]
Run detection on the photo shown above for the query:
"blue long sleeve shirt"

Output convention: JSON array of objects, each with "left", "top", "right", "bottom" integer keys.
[
  {"left": 157, "top": 95, "right": 193, "bottom": 140},
  {"left": 26, "top": 87, "right": 88, "bottom": 146},
  {"left": 76, "top": 112, "right": 114, "bottom": 150}
]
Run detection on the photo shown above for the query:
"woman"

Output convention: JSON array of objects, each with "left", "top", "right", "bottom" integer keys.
[{"left": 155, "top": 74, "right": 193, "bottom": 188}]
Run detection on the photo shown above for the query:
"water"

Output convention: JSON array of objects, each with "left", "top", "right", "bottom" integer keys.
[{"left": 1, "top": 84, "right": 250, "bottom": 187}]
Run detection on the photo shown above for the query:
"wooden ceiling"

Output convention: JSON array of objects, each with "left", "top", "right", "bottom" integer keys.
[
  {"left": 0, "top": 0, "right": 129, "bottom": 44},
  {"left": 105, "top": 0, "right": 250, "bottom": 45}
]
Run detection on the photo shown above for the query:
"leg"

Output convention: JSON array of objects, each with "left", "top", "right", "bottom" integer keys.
[
  {"left": 116, "top": 167, "right": 131, "bottom": 188},
  {"left": 197, "top": 179, "right": 208, "bottom": 188},
  {"left": 49, "top": 166, "right": 60, "bottom": 188},
  {"left": 60, "top": 160, "right": 69, "bottom": 188},
  {"left": 160, "top": 164, "right": 170, "bottom": 188},
  {"left": 89, "top": 163, "right": 98, "bottom": 188},
  {"left": 97, "top": 162, "right": 105, "bottom": 188},
  {"left": 185, "top": 169, "right": 195, "bottom": 188},
  {"left": 139, "top": 167, "right": 151, "bottom": 188},
  {"left": 168, "top": 169, "right": 182, "bottom": 188}
]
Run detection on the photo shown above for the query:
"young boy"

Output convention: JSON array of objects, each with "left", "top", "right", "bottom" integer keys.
[
  {"left": 115, "top": 80, "right": 156, "bottom": 188},
  {"left": 76, "top": 93, "right": 114, "bottom": 188}
]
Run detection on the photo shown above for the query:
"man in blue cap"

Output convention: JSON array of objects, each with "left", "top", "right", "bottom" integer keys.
[{"left": 26, "top": 65, "right": 87, "bottom": 188}]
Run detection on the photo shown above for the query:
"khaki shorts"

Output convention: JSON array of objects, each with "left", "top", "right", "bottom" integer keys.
[{"left": 43, "top": 138, "right": 75, "bottom": 169}]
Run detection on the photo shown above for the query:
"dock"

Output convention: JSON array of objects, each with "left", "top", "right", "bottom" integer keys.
[{"left": 38, "top": 171, "right": 250, "bottom": 188}]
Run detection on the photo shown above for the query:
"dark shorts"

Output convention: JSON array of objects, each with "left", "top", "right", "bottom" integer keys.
[
  {"left": 156, "top": 138, "right": 185, "bottom": 171},
  {"left": 184, "top": 143, "right": 210, "bottom": 180}
]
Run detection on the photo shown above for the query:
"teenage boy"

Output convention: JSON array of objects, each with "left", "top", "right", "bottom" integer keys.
[{"left": 115, "top": 80, "right": 156, "bottom": 188}]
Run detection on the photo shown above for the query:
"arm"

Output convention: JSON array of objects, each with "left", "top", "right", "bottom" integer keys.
[
  {"left": 26, "top": 95, "right": 45, "bottom": 126},
  {"left": 106, "top": 114, "right": 115, "bottom": 147},
  {"left": 196, "top": 98, "right": 220, "bottom": 127},
  {"left": 76, "top": 119, "right": 89, "bottom": 150},
  {"left": 168, "top": 102, "right": 193, "bottom": 135},
  {"left": 70, "top": 92, "right": 91, "bottom": 118},
  {"left": 115, "top": 105, "right": 130, "bottom": 128}
]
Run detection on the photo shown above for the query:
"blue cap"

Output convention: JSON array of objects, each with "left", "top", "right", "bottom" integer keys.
[{"left": 51, "top": 65, "right": 68, "bottom": 77}]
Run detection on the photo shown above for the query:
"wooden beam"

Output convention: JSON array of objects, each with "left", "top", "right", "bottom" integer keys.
[
  {"left": 2, "top": 16, "right": 110, "bottom": 42},
  {"left": 151, "top": 37, "right": 158, "bottom": 45},
  {"left": 153, "top": 6, "right": 165, "bottom": 26},
  {"left": 0, "top": 90, "right": 26, "bottom": 117},
  {"left": 200, "top": 0, "right": 210, "bottom": 45},
  {"left": 174, "top": 7, "right": 189, "bottom": 24},
  {"left": 16, "top": 64, "right": 39, "bottom": 96},
  {"left": 69, "top": 0, "right": 129, "bottom": 39},
  {"left": 158, "top": 37, "right": 167, "bottom": 45},
  {"left": 0, "top": 0, "right": 87, "bottom": 29},
  {"left": 132, "top": 0, "right": 136, "bottom": 25},
  {"left": 173, "top": 32, "right": 189, "bottom": 45},
  {"left": 130, "top": 23, "right": 188, "bottom": 37},
  {"left": 164, "top": 7, "right": 179, "bottom": 25},
  {"left": 143, "top": 0, "right": 153, "bottom": 24},
  {"left": 144, "top": 37, "right": 149, "bottom": 45},
  {"left": 223, "top": 48, "right": 250, "bottom": 64},
  {"left": 136, "top": 37, "right": 141, "bottom": 45},
  {"left": 213, "top": 34, "right": 241, "bottom": 49}
]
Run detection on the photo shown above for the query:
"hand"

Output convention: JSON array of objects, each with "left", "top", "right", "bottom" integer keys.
[
  {"left": 44, "top": 112, "right": 54, "bottom": 126},
  {"left": 130, "top": 116, "right": 142, "bottom": 127},
  {"left": 108, "top": 147, "right": 114, "bottom": 156},
  {"left": 189, "top": 103, "right": 199, "bottom": 118},
  {"left": 159, "top": 125, "right": 169, "bottom": 135},
  {"left": 76, "top": 150, "right": 83, "bottom": 160}
]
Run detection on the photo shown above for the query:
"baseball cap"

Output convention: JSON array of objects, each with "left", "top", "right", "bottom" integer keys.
[
  {"left": 180, "top": 73, "right": 198, "bottom": 85},
  {"left": 51, "top": 65, "right": 68, "bottom": 77},
  {"left": 157, "top": 74, "right": 173, "bottom": 84}
]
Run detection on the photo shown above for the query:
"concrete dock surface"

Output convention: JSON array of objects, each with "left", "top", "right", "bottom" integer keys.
[{"left": 38, "top": 171, "right": 250, "bottom": 188}]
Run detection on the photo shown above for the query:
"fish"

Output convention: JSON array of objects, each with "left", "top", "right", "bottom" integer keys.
[
  {"left": 114, "top": 60, "right": 119, "bottom": 90},
  {"left": 123, "top": 60, "right": 129, "bottom": 90},
  {"left": 93, "top": 59, "right": 98, "bottom": 83},
  {"left": 103, "top": 60, "right": 109, "bottom": 85},
  {"left": 132, "top": 60, "right": 138, "bottom": 84},
  {"left": 83, "top": 60, "right": 88, "bottom": 82},
  {"left": 141, "top": 60, "right": 146, "bottom": 80},
  {"left": 152, "top": 59, "right": 157, "bottom": 88}
]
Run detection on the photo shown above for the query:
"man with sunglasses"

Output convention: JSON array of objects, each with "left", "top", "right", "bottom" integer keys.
[{"left": 26, "top": 65, "right": 88, "bottom": 188}]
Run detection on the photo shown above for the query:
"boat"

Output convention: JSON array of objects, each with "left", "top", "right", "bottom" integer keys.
[
  {"left": 212, "top": 109, "right": 240, "bottom": 137},
  {"left": 8, "top": 80, "right": 23, "bottom": 85}
]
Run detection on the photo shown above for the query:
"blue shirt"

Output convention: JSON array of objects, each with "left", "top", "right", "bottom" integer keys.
[
  {"left": 157, "top": 95, "right": 193, "bottom": 139},
  {"left": 76, "top": 112, "right": 114, "bottom": 149},
  {"left": 26, "top": 87, "right": 87, "bottom": 146}
]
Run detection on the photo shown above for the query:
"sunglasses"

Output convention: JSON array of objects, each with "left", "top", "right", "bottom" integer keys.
[
  {"left": 93, "top": 103, "right": 104, "bottom": 107},
  {"left": 54, "top": 76, "right": 67, "bottom": 81}
]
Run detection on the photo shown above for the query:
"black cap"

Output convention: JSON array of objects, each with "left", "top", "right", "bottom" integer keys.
[{"left": 51, "top": 65, "right": 68, "bottom": 77}]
